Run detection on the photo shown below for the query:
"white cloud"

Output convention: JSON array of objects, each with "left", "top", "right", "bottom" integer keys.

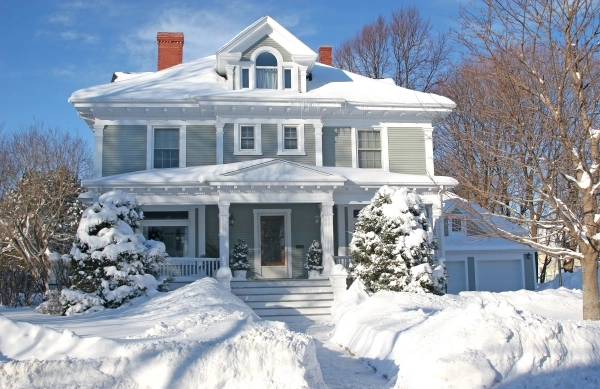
[
  {"left": 60, "top": 31, "right": 100, "bottom": 43},
  {"left": 119, "top": 5, "right": 261, "bottom": 70}
]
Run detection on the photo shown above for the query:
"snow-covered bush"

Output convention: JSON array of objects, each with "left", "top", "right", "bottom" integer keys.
[
  {"left": 304, "top": 240, "right": 323, "bottom": 272},
  {"left": 349, "top": 186, "right": 445, "bottom": 295},
  {"left": 60, "top": 190, "right": 168, "bottom": 315},
  {"left": 230, "top": 240, "right": 251, "bottom": 271}
]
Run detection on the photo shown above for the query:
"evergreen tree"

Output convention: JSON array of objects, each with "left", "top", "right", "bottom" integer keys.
[
  {"left": 349, "top": 186, "right": 445, "bottom": 295},
  {"left": 230, "top": 240, "right": 251, "bottom": 271},
  {"left": 304, "top": 240, "right": 323, "bottom": 272},
  {"left": 60, "top": 190, "right": 168, "bottom": 315}
]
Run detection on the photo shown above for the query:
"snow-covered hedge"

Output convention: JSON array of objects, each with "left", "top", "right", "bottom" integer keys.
[
  {"left": 59, "top": 190, "right": 168, "bottom": 315},
  {"left": 349, "top": 186, "right": 444, "bottom": 294}
]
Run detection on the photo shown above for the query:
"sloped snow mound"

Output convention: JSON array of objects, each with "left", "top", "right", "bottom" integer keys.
[
  {"left": 331, "top": 286, "right": 600, "bottom": 389},
  {"left": 538, "top": 267, "right": 600, "bottom": 291},
  {"left": 0, "top": 278, "right": 325, "bottom": 388}
]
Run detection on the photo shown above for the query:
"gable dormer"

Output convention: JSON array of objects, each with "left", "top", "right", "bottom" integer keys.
[{"left": 215, "top": 16, "right": 317, "bottom": 93}]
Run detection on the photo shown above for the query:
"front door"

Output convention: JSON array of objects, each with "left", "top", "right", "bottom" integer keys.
[{"left": 254, "top": 209, "right": 291, "bottom": 278}]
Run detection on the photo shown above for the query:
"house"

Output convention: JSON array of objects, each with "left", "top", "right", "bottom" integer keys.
[
  {"left": 443, "top": 196, "right": 537, "bottom": 294},
  {"left": 69, "top": 16, "right": 457, "bottom": 281}
]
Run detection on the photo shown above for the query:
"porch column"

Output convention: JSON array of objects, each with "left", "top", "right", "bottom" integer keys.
[
  {"left": 320, "top": 201, "right": 335, "bottom": 276},
  {"left": 216, "top": 124, "right": 224, "bottom": 164},
  {"left": 218, "top": 202, "right": 230, "bottom": 267}
]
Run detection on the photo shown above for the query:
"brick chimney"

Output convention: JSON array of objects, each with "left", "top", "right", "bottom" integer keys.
[
  {"left": 157, "top": 32, "right": 184, "bottom": 71},
  {"left": 318, "top": 46, "right": 332, "bottom": 66}
]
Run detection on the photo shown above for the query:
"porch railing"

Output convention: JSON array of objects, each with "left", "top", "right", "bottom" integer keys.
[
  {"left": 158, "top": 257, "right": 220, "bottom": 281},
  {"left": 333, "top": 255, "right": 352, "bottom": 269}
]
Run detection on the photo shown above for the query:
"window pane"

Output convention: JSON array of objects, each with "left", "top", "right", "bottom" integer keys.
[
  {"left": 241, "top": 126, "right": 254, "bottom": 138},
  {"left": 242, "top": 68, "right": 249, "bottom": 88},
  {"left": 256, "top": 52, "right": 277, "bottom": 66},
  {"left": 256, "top": 68, "right": 278, "bottom": 89},
  {"left": 284, "top": 69, "right": 292, "bottom": 89},
  {"left": 358, "top": 151, "right": 382, "bottom": 169},
  {"left": 284, "top": 139, "right": 297, "bottom": 149},
  {"left": 144, "top": 226, "right": 188, "bottom": 257},
  {"left": 144, "top": 211, "right": 189, "bottom": 220},
  {"left": 284, "top": 127, "right": 296, "bottom": 138},
  {"left": 241, "top": 138, "right": 254, "bottom": 149}
]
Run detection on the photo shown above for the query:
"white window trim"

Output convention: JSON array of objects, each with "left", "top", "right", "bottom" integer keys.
[
  {"left": 353, "top": 127, "right": 386, "bottom": 170},
  {"left": 147, "top": 125, "right": 185, "bottom": 169},
  {"left": 234, "top": 123, "right": 262, "bottom": 155},
  {"left": 277, "top": 123, "right": 305, "bottom": 155}
]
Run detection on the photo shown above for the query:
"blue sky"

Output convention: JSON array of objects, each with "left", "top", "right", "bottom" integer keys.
[{"left": 1, "top": 0, "right": 464, "bottom": 146}]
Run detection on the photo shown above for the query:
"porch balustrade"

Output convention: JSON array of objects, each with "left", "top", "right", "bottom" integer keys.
[
  {"left": 158, "top": 257, "right": 220, "bottom": 281},
  {"left": 333, "top": 255, "right": 352, "bottom": 269}
]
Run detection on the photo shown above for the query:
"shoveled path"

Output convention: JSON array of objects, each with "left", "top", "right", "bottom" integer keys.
[{"left": 287, "top": 321, "right": 392, "bottom": 389}]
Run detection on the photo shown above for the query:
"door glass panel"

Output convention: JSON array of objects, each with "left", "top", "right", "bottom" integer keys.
[{"left": 261, "top": 216, "right": 285, "bottom": 266}]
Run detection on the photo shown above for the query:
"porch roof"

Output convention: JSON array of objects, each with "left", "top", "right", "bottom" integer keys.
[{"left": 82, "top": 158, "right": 457, "bottom": 189}]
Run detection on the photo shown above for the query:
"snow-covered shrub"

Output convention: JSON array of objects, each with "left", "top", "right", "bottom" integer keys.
[
  {"left": 349, "top": 186, "right": 445, "bottom": 295},
  {"left": 230, "top": 240, "right": 251, "bottom": 271},
  {"left": 304, "top": 240, "right": 323, "bottom": 272},
  {"left": 35, "top": 289, "right": 63, "bottom": 315},
  {"left": 60, "top": 190, "right": 168, "bottom": 315}
]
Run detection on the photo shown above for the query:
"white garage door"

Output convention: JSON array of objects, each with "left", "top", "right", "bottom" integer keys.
[
  {"left": 476, "top": 260, "right": 523, "bottom": 292},
  {"left": 446, "top": 261, "right": 467, "bottom": 294}
]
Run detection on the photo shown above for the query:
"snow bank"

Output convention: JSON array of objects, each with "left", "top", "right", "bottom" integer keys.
[
  {"left": 538, "top": 267, "right": 600, "bottom": 291},
  {"left": 331, "top": 285, "right": 600, "bottom": 388},
  {"left": 0, "top": 278, "right": 325, "bottom": 388}
]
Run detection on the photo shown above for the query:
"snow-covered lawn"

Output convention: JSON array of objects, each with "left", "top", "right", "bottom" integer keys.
[{"left": 1, "top": 271, "right": 600, "bottom": 388}]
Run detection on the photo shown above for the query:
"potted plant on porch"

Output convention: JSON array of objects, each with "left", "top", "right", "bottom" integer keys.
[
  {"left": 230, "top": 239, "right": 251, "bottom": 279},
  {"left": 304, "top": 240, "right": 323, "bottom": 279}
]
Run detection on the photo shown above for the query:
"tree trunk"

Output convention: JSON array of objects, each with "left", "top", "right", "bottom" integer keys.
[{"left": 581, "top": 248, "right": 600, "bottom": 320}]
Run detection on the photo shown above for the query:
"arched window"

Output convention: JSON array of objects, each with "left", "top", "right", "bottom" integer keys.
[{"left": 256, "top": 52, "right": 278, "bottom": 89}]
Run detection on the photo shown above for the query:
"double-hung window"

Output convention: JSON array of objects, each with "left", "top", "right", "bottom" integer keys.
[
  {"left": 142, "top": 211, "right": 189, "bottom": 257},
  {"left": 358, "top": 129, "right": 382, "bottom": 169},
  {"left": 256, "top": 52, "right": 278, "bottom": 89},
  {"left": 240, "top": 126, "right": 255, "bottom": 150},
  {"left": 154, "top": 128, "right": 179, "bottom": 168},
  {"left": 284, "top": 126, "right": 298, "bottom": 150}
]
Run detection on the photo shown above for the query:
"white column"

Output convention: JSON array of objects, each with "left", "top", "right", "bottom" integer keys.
[
  {"left": 226, "top": 65, "right": 235, "bottom": 90},
  {"left": 314, "top": 123, "right": 323, "bottom": 166},
  {"left": 216, "top": 124, "right": 224, "bottom": 164},
  {"left": 93, "top": 124, "right": 104, "bottom": 178},
  {"left": 299, "top": 66, "right": 307, "bottom": 93},
  {"left": 379, "top": 126, "right": 389, "bottom": 171},
  {"left": 320, "top": 201, "right": 335, "bottom": 276},
  {"left": 434, "top": 192, "right": 445, "bottom": 258},
  {"left": 197, "top": 205, "right": 206, "bottom": 257},
  {"left": 423, "top": 126, "right": 434, "bottom": 176},
  {"left": 218, "top": 202, "right": 230, "bottom": 267},
  {"left": 146, "top": 125, "right": 153, "bottom": 169},
  {"left": 179, "top": 125, "right": 187, "bottom": 168}
]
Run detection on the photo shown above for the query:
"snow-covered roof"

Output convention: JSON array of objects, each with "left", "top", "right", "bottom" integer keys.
[
  {"left": 82, "top": 158, "right": 457, "bottom": 188},
  {"left": 215, "top": 15, "right": 317, "bottom": 75},
  {"left": 69, "top": 55, "right": 454, "bottom": 110},
  {"left": 110, "top": 72, "right": 153, "bottom": 83}
]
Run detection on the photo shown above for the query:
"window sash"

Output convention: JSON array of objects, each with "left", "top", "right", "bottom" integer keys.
[
  {"left": 284, "top": 68, "right": 292, "bottom": 89},
  {"left": 256, "top": 68, "right": 277, "bottom": 89},
  {"left": 241, "top": 68, "right": 249, "bottom": 88}
]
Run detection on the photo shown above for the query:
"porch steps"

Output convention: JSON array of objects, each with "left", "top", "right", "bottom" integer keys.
[{"left": 230, "top": 279, "right": 334, "bottom": 322}]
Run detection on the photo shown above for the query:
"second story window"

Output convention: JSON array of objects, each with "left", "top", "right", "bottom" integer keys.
[
  {"left": 256, "top": 52, "right": 278, "bottom": 89},
  {"left": 240, "top": 126, "right": 255, "bottom": 150},
  {"left": 284, "top": 126, "right": 298, "bottom": 150},
  {"left": 358, "top": 129, "right": 382, "bottom": 169},
  {"left": 241, "top": 68, "right": 249, "bottom": 89},
  {"left": 154, "top": 128, "right": 179, "bottom": 168}
]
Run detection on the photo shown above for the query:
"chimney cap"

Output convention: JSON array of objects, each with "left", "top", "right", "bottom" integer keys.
[{"left": 157, "top": 32, "right": 184, "bottom": 42}]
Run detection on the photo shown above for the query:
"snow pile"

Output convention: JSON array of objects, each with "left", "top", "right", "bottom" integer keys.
[
  {"left": 350, "top": 186, "right": 444, "bottom": 294},
  {"left": 1, "top": 278, "right": 325, "bottom": 388},
  {"left": 331, "top": 285, "right": 600, "bottom": 388}
]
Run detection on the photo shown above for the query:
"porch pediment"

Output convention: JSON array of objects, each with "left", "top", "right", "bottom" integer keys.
[{"left": 209, "top": 159, "right": 346, "bottom": 186}]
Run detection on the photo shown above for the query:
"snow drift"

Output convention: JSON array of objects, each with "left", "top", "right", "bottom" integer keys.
[
  {"left": 0, "top": 278, "right": 325, "bottom": 389},
  {"left": 331, "top": 283, "right": 600, "bottom": 389}
]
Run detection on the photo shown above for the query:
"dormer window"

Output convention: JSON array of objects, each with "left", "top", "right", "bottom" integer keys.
[{"left": 256, "top": 52, "right": 278, "bottom": 89}]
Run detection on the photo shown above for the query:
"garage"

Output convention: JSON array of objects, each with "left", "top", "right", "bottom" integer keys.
[{"left": 475, "top": 259, "right": 524, "bottom": 292}]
